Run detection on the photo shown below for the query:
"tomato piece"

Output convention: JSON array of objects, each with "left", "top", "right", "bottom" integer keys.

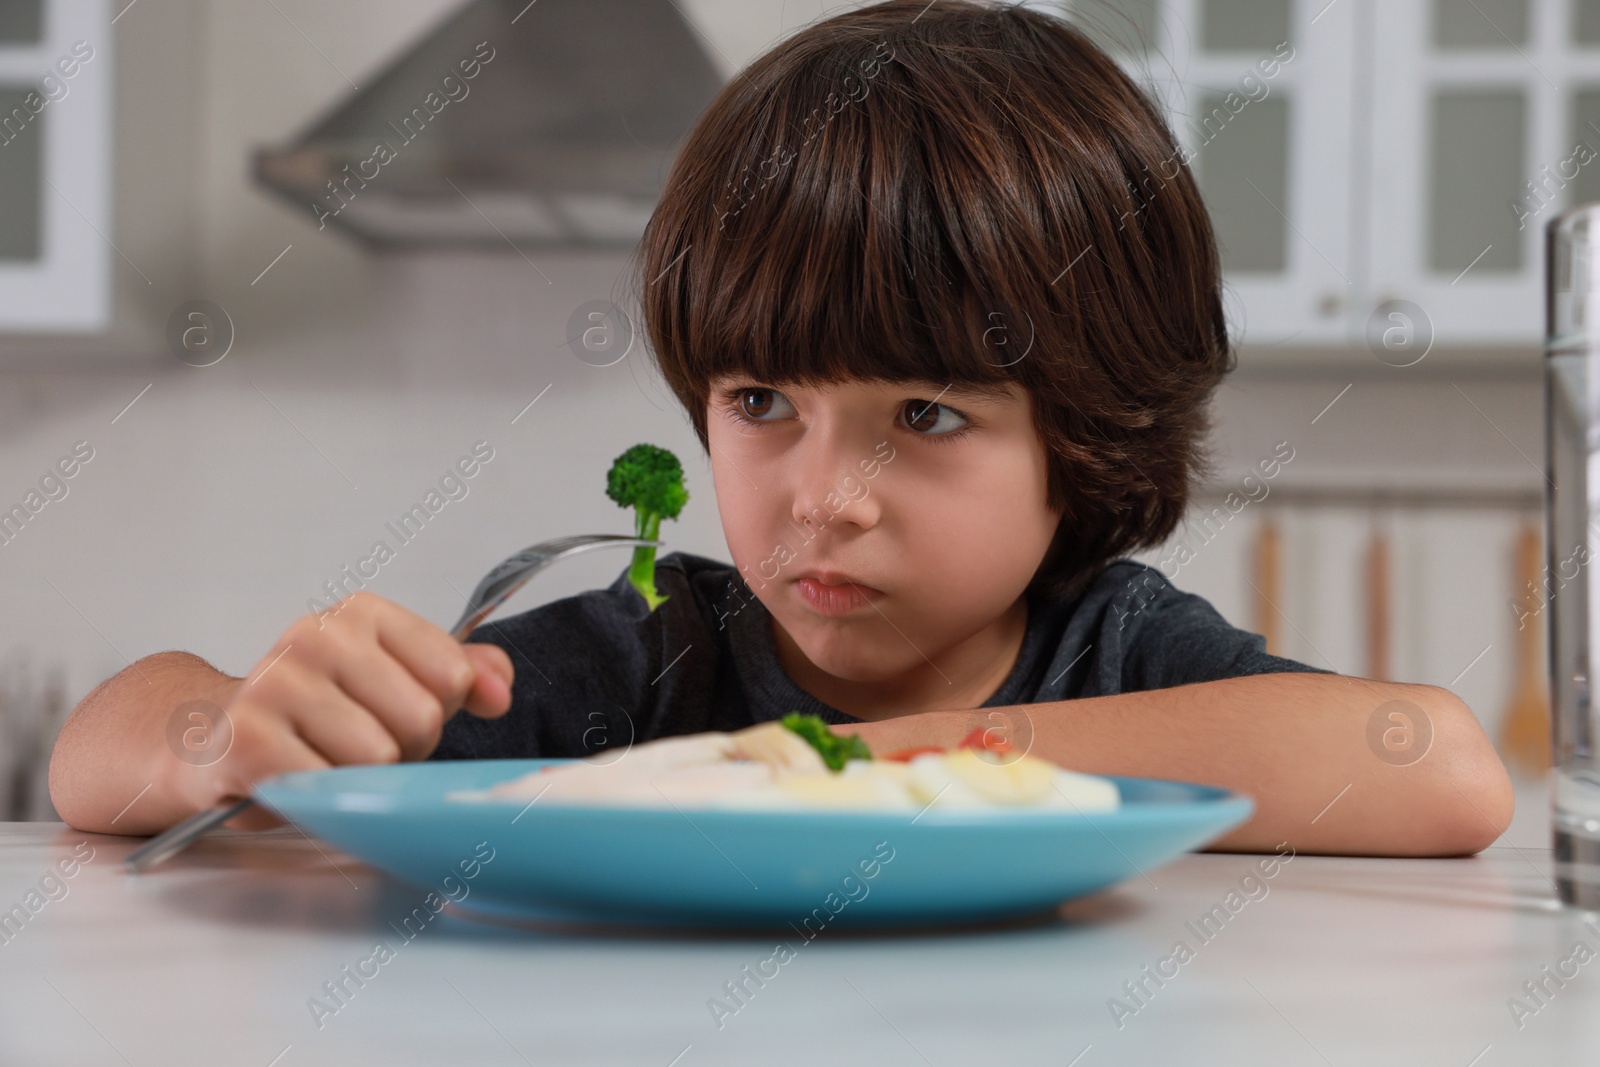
[
  {"left": 958, "top": 726, "right": 1015, "bottom": 756},
  {"left": 880, "top": 745, "right": 945, "bottom": 762}
]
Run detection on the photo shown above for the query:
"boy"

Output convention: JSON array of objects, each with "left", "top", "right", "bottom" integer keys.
[{"left": 49, "top": 0, "right": 1513, "bottom": 855}]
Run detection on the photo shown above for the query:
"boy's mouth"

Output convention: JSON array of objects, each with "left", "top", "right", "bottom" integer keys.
[{"left": 792, "top": 570, "right": 883, "bottom": 616}]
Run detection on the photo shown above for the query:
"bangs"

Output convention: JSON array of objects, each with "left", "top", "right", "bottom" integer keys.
[
  {"left": 681, "top": 72, "right": 1026, "bottom": 396},
  {"left": 639, "top": 10, "right": 1095, "bottom": 417}
]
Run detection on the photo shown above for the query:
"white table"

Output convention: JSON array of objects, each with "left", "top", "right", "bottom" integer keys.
[{"left": 0, "top": 821, "right": 1596, "bottom": 1065}]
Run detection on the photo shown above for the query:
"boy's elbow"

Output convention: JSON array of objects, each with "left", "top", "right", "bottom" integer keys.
[
  {"left": 46, "top": 722, "right": 97, "bottom": 833},
  {"left": 1414, "top": 685, "right": 1515, "bottom": 855}
]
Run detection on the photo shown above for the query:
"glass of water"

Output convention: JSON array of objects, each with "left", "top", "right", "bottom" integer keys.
[{"left": 1548, "top": 201, "right": 1600, "bottom": 907}]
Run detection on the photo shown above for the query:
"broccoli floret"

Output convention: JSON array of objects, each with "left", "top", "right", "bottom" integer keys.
[
  {"left": 781, "top": 712, "right": 873, "bottom": 771},
  {"left": 606, "top": 443, "right": 689, "bottom": 611}
]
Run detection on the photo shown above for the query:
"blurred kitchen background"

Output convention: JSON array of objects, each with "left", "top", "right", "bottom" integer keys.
[{"left": 0, "top": 0, "right": 1568, "bottom": 845}]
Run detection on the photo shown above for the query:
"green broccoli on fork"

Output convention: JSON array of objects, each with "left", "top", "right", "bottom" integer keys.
[{"left": 606, "top": 443, "right": 689, "bottom": 611}]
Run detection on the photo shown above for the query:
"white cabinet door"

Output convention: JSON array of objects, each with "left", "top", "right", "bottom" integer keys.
[
  {"left": 0, "top": 0, "right": 111, "bottom": 332},
  {"left": 1183, "top": 0, "right": 1358, "bottom": 347},
  {"left": 1365, "top": 0, "right": 1565, "bottom": 345},
  {"left": 1071, "top": 0, "right": 1359, "bottom": 346}
]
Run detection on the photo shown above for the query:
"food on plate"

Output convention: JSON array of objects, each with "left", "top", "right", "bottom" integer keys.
[
  {"left": 447, "top": 713, "right": 1120, "bottom": 813},
  {"left": 605, "top": 442, "right": 689, "bottom": 611}
]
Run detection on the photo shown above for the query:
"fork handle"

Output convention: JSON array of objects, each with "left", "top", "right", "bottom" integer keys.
[{"left": 122, "top": 797, "right": 254, "bottom": 873}]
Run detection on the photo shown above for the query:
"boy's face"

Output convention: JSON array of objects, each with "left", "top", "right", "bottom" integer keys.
[{"left": 706, "top": 374, "right": 1062, "bottom": 705}]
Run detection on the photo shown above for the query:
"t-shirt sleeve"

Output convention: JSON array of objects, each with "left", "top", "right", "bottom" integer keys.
[{"left": 1110, "top": 563, "right": 1333, "bottom": 692}]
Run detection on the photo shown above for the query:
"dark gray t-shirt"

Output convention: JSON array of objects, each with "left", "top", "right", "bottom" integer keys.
[{"left": 429, "top": 551, "right": 1329, "bottom": 762}]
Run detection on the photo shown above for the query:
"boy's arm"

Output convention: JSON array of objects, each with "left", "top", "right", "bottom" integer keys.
[
  {"left": 49, "top": 594, "right": 515, "bottom": 836},
  {"left": 841, "top": 672, "right": 1514, "bottom": 857},
  {"left": 48, "top": 651, "right": 250, "bottom": 835}
]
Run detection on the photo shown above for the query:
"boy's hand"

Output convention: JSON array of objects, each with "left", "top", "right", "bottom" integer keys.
[{"left": 162, "top": 592, "right": 514, "bottom": 831}]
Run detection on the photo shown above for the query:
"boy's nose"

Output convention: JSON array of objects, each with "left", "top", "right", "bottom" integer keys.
[{"left": 788, "top": 444, "right": 883, "bottom": 534}]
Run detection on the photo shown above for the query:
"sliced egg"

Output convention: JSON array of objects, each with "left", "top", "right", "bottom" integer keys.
[{"left": 1042, "top": 769, "right": 1121, "bottom": 812}]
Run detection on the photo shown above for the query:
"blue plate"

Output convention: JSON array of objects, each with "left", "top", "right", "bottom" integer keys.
[{"left": 254, "top": 759, "right": 1253, "bottom": 930}]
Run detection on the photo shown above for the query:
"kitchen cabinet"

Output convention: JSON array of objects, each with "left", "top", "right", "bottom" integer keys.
[
  {"left": 1066, "top": 0, "right": 1598, "bottom": 350},
  {"left": 0, "top": 0, "right": 111, "bottom": 332}
]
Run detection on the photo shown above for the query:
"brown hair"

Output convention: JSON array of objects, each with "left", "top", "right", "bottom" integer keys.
[{"left": 635, "top": 0, "right": 1233, "bottom": 601}]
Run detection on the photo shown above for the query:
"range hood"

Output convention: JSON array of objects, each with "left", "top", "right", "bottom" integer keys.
[{"left": 253, "top": 0, "right": 725, "bottom": 248}]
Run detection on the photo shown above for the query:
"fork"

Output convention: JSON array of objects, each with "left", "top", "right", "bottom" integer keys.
[{"left": 122, "top": 533, "right": 663, "bottom": 873}]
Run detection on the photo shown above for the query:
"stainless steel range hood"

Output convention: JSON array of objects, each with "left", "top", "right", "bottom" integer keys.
[{"left": 253, "top": 0, "right": 724, "bottom": 248}]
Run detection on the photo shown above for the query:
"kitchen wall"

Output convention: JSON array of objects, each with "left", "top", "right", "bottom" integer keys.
[{"left": 0, "top": 1, "right": 1549, "bottom": 838}]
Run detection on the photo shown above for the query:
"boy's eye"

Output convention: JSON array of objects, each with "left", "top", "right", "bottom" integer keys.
[
  {"left": 733, "top": 388, "right": 796, "bottom": 421},
  {"left": 901, "top": 399, "right": 969, "bottom": 436},
  {"left": 720, "top": 385, "right": 974, "bottom": 440}
]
